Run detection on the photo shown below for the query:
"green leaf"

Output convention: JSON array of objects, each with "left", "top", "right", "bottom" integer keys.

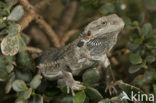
[
  {"left": 0, "top": 69, "right": 9, "bottom": 81},
  {"left": 29, "top": 94, "right": 43, "bottom": 103},
  {"left": 128, "top": 64, "right": 143, "bottom": 74},
  {"left": 60, "top": 96, "right": 73, "bottom": 103},
  {"left": 0, "top": 28, "right": 8, "bottom": 36},
  {"left": 0, "top": 1, "right": 6, "bottom": 8},
  {"left": 146, "top": 38, "right": 156, "bottom": 46},
  {"left": 98, "top": 95, "right": 127, "bottom": 103},
  {"left": 128, "top": 43, "right": 139, "bottom": 50},
  {"left": 1, "top": 34, "right": 20, "bottom": 56},
  {"left": 15, "top": 70, "right": 32, "bottom": 82},
  {"left": 0, "top": 22, "right": 6, "bottom": 30},
  {"left": 15, "top": 99, "right": 27, "bottom": 103},
  {"left": 12, "top": 80, "right": 28, "bottom": 92},
  {"left": 57, "top": 79, "right": 66, "bottom": 89},
  {"left": 146, "top": 55, "right": 155, "bottom": 63},
  {"left": 143, "top": 0, "right": 156, "bottom": 11},
  {"left": 138, "top": 13, "right": 145, "bottom": 24},
  {"left": 100, "top": 3, "right": 115, "bottom": 14},
  {"left": 132, "top": 21, "right": 139, "bottom": 27},
  {"left": 85, "top": 87, "right": 103, "bottom": 102},
  {"left": 0, "top": 18, "right": 4, "bottom": 24},
  {"left": 74, "top": 90, "right": 86, "bottom": 103},
  {"left": 132, "top": 75, "right": 146, "bottom": 87},
  {"left": 6, "top": 64, "right": 14, "bottom": 73},
  {"left": 30, "top": 74, "right": 42, "bottom": 89},
  {"left": 144, "top": 69, "right": 156, "bottom": 81},
  {"left": 129, "top": 53, "right": 142, "bottom": 64},
  {"left": 82, "top": 69, "right": 100, "bottom": 85},
  {"left": 117, "top": 81, "right": 146, "bottom": 101},
  {"left": 133, "top": 36, "right": 144, "bottom": 44},
  {"left": 5, "top": 73, "right": 15, "bottom": 94},
  {"left": 6, "top": 56, "right": 15, "bottom": 64},
  {"left": 19, "top": 88, "right": 32, "bottom": 100},
  {"left": 141, "top": 23, "right": 152, "bottom": 36},
  {"left": 17, "top": 36, "right": 34, "bottom": 69},
  {"left": 8, "top": 23, "right": 21, "bottom": 36},
  {"left": 8, "top": 5, "right": 24, "bottom": 21}
]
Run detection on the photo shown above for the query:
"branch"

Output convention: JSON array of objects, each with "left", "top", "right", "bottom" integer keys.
[
  {"left": 19, "top": 0, "right": 53, "bottom": 30},
  {"left": 35, "top": 0, "right": 53, "bottom": 11},
  {"left": 56, "top": 0, "right": 78, "bottom": 38},
  {"left": 25, "top": 46, "right": 42, "bottom": 53},
  {"left": 19, "top": 0, "right": 61, "bottom": 47},
  {"left": 18, "top": 11, "right": 35, "bottom": 30},
  {"left": 29, "top": 26, "right": 50, "bottom": 50},
  {"left": 60, "top": 29, "right": 79, "bottom": 46}
]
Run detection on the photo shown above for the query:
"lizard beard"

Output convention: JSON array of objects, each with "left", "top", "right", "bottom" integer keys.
[{"left": 86, "top": 31, "right": 118, "bottom": 55}]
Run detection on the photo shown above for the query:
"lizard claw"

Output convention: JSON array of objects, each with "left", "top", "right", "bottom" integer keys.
[
  {"left": 66, "top": 80, "right": 85, "bottom": 96},
  {"left": 105, "top": 82, "right": 117, "bottom": 95}
]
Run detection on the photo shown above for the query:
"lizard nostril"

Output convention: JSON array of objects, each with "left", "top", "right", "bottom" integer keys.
[{"left": 87, "top": 31, "right": 91, "bottom": 36}]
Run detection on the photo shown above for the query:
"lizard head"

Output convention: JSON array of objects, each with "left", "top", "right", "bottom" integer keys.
[
  {"left": 78, "top": 14, "right": 125, "bottom": 53},
  {"left": 82, "top": 14, "right": 125, "bottom": 38}
]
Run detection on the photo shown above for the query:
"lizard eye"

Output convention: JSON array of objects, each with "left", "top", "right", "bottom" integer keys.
[{"left": 102, "top": 21, "right": 107, "bottom": 25}]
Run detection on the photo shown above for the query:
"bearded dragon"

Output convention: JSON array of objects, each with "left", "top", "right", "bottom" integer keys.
[{"left": 37, "top": 14, "right": 125, "bottom": 96}]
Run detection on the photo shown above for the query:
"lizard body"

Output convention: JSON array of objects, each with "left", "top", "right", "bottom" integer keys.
[{"left": 37, "top": 14, "right": 125, "bottom": 95}]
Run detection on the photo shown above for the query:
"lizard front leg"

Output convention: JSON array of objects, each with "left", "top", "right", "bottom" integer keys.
[
  {"left": 100, "top": 55, "right": 117, "bottom": 95},
  {"left": 104, "top": 65, "right": 117, "bottom": 95},
  {"left": 62, "top": 68, "right": 85, "bottom": 96}
]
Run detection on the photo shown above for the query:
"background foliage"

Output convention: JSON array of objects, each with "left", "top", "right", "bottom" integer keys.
[{"left": 0, "top": 0, "right": 156, "bottom": 103}]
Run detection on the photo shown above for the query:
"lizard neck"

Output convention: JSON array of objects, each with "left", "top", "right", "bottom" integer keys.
[{"left": 86, "top": 31, "right": 119, "bottom": 55}]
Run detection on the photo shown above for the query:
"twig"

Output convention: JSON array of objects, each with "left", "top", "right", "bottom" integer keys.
[
  {"left": 25, "top": 46, "right": 42, "bottom": 53},
  {"left": 56, "top": 0, "right": 78, "bottom": 38},
  {"left": 35, "top": 0, "right": 53, "bottom": 11},
  {"left": 19, "top": 0, "right": 53, "bottom": 30},
  {"left": 18, "top": 11, "right": 35, "bottom": 30},
  {"left": 19, "top": 0, "right": 61, "bottom": 47},
  {"left": 29, "top": 26, "right": 50, "bottom": 49},
  {"left": 60, "top": 29, "right": 79, "bottom": 46},
  {"left": 35, "top": 16, "right": 60, "bottom": 47}
]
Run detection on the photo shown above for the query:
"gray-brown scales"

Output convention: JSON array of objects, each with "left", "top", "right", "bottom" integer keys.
[{"left": 37, "top": 14, "right": 125, "bottom": 96}]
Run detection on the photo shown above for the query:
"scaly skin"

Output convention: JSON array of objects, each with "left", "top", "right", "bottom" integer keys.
[{"left": 37, "top": 14, "right": 125, "bottom": 96}]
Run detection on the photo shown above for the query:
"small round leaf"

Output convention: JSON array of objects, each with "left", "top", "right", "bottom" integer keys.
[
  {"left": 141, "top": 23, "right": 152, "bottom": 36},
  {"left": 12, "top": 80, "right": 28, "bottom": 92},
  {"left": 128, "top": 64, "right": 143, "bottom": 74},
  {"left": 8, "top": 5, "right": 24, "bottom": 21},
  {"left": 74, "top": 90, "right": 86, "bottom": 103},
  {"left": 29, "top": 94, "right": 43, "bottom": 103},
  {"left": 20, "top": 88, "right": 32, "bottom": 100},
  {"left": 6, "top": 64, "right": 14, "bottom": 73},
  {"left": 129, "top": 53, "right": 142, "bottom": 64},
  {"left": 1, "top": 35, "right": 19, "bottom": 56},
  {"left": 82, "top": 69, "right": 100, "bottom": 85},
  {"left": 146, "top": 55, "right": 155, "bottom": 63},
  {"left": 85, "top": 87, "right": 103, "bottom": 102},
  {"left": 30, "top": 74, "right": 42, "bottom": 89}
]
